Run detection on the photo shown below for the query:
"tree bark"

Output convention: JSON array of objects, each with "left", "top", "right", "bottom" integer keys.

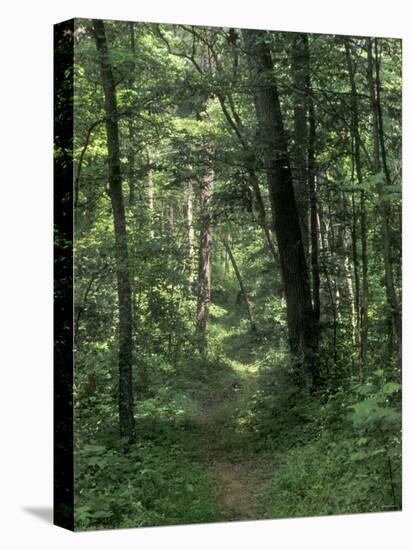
[
  {"left": 93, "top": 19, "right": 136, "bottom": 444},
  {"left": 187, "top": 180, "right": 195, "bottom": 284},
  {"left": 127, "top": 22, "right": 136, "bottom": 206},
  {"left": 306, "top": 46, "right": 321, "bottom": 332},
  {"left": 344, "top": 38, "right": 369, "bottom": 370},
  {"left": 350, "top": 190, "right": 361, "bottom": 342},
  {"left": 147, "top": 148, "right": 154, "bottom": 238},
  {"left": 318, "top": 199, "right": 338, "bottom": 365},
  {"left": 196, "top": 163, "right": 214, "bottom": 356},
  {"left": 339, "top": 192, "right": 357, "bottom": 347},
  {"left": 221, "top": 235, "right": 256, "bottom": 332},
  {"left": 242, "top": 29, "right": 319, "bottom": 388},
  {"left": 366, "top": 38, "right": 401, "bottom": 353},
  {"left": 291, "top": 33, "right": 310, "bottom": 257}
]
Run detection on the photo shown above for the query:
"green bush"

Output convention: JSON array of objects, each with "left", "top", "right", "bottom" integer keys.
[
  {"left": 75, "top": 438, "right": 220, "bottom": 530},
  {"left": 267, "top": 374, "right": 401, "bottom": 518}
]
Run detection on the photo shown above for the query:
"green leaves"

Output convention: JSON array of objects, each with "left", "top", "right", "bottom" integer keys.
[
  {"left": 382, "top": 382, "right": 401, "bottom": 395},
  {"left": 349, "top": 378, "right": 401, "bottom": 428},
  {"left": 368, "top": 171, "right": 385, "bottom": 186},
  {"left": 265, "top": 373, "right": 401, "bottom": 518}
]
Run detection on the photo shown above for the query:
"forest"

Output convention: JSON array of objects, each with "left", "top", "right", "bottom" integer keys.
[{"left": 70, "top": 18, "right": 402, "bottom": 529}]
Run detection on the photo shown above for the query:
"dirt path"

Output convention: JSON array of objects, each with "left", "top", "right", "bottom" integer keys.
[
  {"left": 196, "top": 381, "right": 271, "bottom": 521},
  {"left": 210, "top": 456, "right": 268, "bottom": 520}
]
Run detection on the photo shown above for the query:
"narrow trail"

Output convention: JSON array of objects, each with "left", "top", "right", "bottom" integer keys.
[
  {"left": 196, "top": 377, "right": 271, "bottom": 521},
  {"left": 193, "top": 308, "right": 274, "bottom": 521}
]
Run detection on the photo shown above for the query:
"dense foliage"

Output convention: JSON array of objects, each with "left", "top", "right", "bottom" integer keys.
[{"left": 72, "top": 19, "right": 401, "bottom": 530}]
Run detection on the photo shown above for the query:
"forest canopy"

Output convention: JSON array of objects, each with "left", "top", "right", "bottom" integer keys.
[{"left": 70, "top": 19, "right": 401, "bottom": 530}]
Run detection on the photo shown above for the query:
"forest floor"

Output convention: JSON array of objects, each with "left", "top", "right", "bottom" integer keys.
[
  {"left": 196, "top": 380, "right": 272, "bottom": 521},
  {"left": 192, "top": 306, "right": 275, "bottom": 521}
]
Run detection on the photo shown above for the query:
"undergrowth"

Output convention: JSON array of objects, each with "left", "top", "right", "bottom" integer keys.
[
  {"left": 241, "top": 357, "right": 402, "bottom": 518},
  {"left": 75, "top": 304, "right": 402, "bottom": 529}
]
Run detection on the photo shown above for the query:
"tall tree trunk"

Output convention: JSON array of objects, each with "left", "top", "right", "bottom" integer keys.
[
  {"left": 127, "top": 22, "right": 136, "bottom": 206},
  {"left": 291, "top": 33, "right": 309, "bottom": 257},
  {"left": 147, "top": 148, "right": 154, "bottom": 238},
  {"left": 307, "top": 47, "right": 321, "bottom": 333},
  {"left": 345, "top": 38, "right": 369, "bottom": 370},
  {"left": 291, "top": 33, "right": 321, "bottom": 337},
  {"left": 93, "top": 19, "right": 136, "bottom": 444},
  {"left": 242, "top": 29, "right": 319, "bottom": 388},
  {"left": 318, "top": 199, "right": 338, "bottom": 366},
  {"left": 309, "top": 168, "right": 320, "bottom": 329},
  {"left": 350, "top": 189, "right": 361, "bottom": 342},
  {"left": 187, "top": 180, "right": 195, "bottom": 285},
  {"left": 196, "top": 163, "right": 214, "bottom": 356},
  {"left": 339, "top": 192, "right": 357, "bottom": 348},
  {"left": 195, "top": 49, "right": 215, "bottom": 357},
  {"left": 366, "top": 38, "right": 402, "bottom": 354},
  {"left": 221, "top": 235, "right": 256, "bottom": 332}
]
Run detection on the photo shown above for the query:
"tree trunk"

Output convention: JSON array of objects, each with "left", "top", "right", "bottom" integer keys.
[
  {"left": 291, "top": 33, "right": 310, "bottom": 257},
  {"left": 366, "top": 38, "right": 402, "bottom": 354},
  {"left": 318, "top": 199, "right": 338, "bottom": 366},
  {"left": 196, "top": 164, "right": 214, "bottom": 356},
  {"left": 147, "top": 148, "right": 154, "bottom": 238},
  {"left": 339, "top": 192, "right": 357, "bottom": 348},
  {"left": 350, "top": 190, "right": 361, "bottom": 342},
  {"left": 344, "top": 38, "right": 369, "bottom": 370},
  {"left": 221, "top": 235, "right": 256, "bottom": 332},
  {"left": 127, "top": 22, "right": 136, "bottom": 206},
  {"left": 248, "top": 169, "right": 279, "bottom": 265},
  {"left": 92, "top": 19, "right": 136, "bottom": 445},
  {"left": 307, "top": 48, "right": 321, "bottom": 332},
  {"left": 187, "top": 180, "right": 195, "bottom": 285},
  {"left": 242, "top": 29, "right": 319, "bottom": 388}
]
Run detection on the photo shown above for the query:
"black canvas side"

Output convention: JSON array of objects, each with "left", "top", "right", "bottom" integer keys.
[{"left": 53, "top": 18, "right": 75, "bottom": 531}]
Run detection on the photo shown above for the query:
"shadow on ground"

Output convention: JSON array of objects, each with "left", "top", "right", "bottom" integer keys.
[{"left": 23, "top": 506, "right": 53, "bottom": 524}]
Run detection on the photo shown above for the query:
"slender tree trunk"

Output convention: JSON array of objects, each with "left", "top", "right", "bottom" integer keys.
[
  {"left": 325, "top": 183, "right": 342, "bottom": 323},
  {"left": 318, "top": 201, "right": 338, "bottom": 365},
  {"left": 249, "top": 169, "right": 279, "bottom": 265},
  {"left": 291, "top": 33, "right": 321, "bottom": 344},
  {"left": 187, "top": 180, "right": 195, "bottom": 284},
  {"left": 345, "top": 38, "right": 369, "bottom": 370},
  {"left": 221, "top": 235, "right": 256, "bottom": 332},
  {"left": 291, "top": 33, "right": 309, "bottom": 257},
  {"left": 214, "top": 91, "right": 279, "bottom": 268},
  {"left": 366, "top": 38, "right": 402, "bottom": 354},
  {"left": 127, "top": 22, "right": 136, "bottom": 206},
  {"left": 93, "top": 20, "right": 136, "bottom": 445},
  {"left": 128, "top": 138, "right": 135, "bottom": 206},
  {"left": 195, "top": 50, "right": 216, "bottom": 357},
  {"left": 350, "top": 188, "right": 361, "bottom": 341},
  {"left": 147, "top": 164, "right": 154, "bottom": 210},
  {"left": 340, "top": 193, "right": 357, "bottom": 347},
  {"left": 196, "top": 163, "right": 214, "bottom": 356},
  {"left": 309, "top": 171, "right": 320, "bottom": 328},
  {"left": 243, "top": 29, "right": 319, "bottom": 388},
  {"left": 307, "top": 56, "right": 321, "bottom": 332},
  {"left": 147, "top": 148, "right": 154, "bottom": 238}
]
